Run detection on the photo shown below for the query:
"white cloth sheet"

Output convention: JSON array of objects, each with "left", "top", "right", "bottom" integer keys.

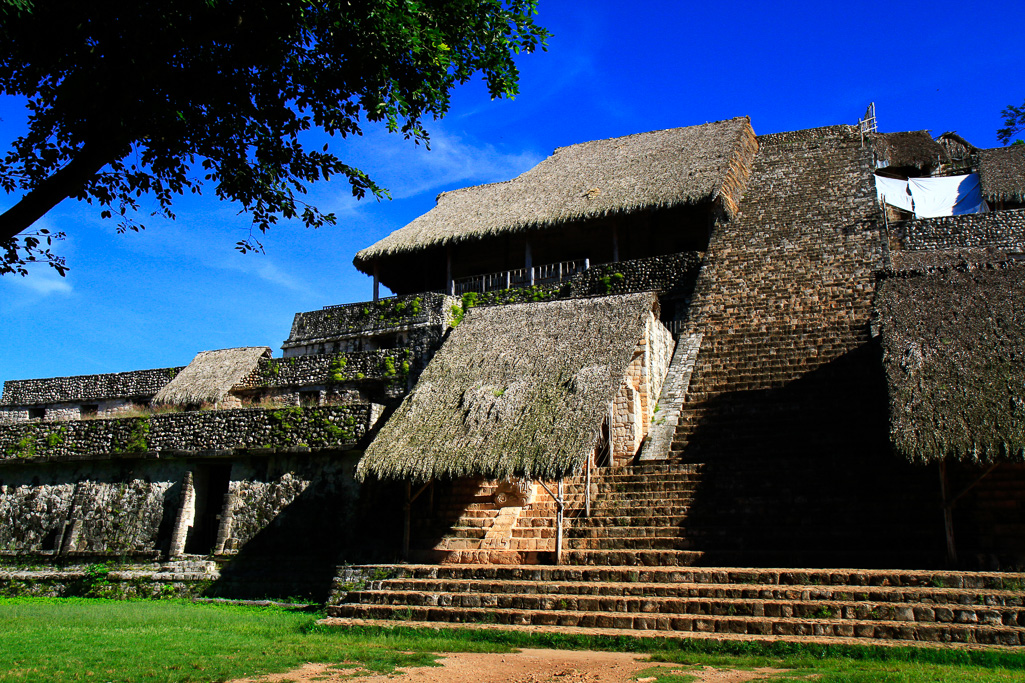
[
  {"left": 909, "top": 174, "right": 987, "bottom": 218},
  {"left": 876, "top": 173, "right": 988, "bottom": 218},
  {"left": 875, "top": 175, "right": 913, "bottom": 213}
]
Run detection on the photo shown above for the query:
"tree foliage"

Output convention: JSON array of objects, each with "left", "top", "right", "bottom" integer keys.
[
  {"left": 998, "top": 99, "right": 1025, "bottom": 146},
  {"left": 0, "top": 1, "right": 548, "bottom": 275}
]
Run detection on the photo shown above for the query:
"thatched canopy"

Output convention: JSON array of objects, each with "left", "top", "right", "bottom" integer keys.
[
  {"left": 153, "top": 347, "right": 271, "bottom": 406},
  {"left": 876, "top": 261, "right": 1025, "bottom": 464},
  {"left": 978, "top": 146, "right": 1025, "bottom": 203},
  {"left": 869, "top": 131, "right": 948, "bottom": 172},
  {"left": 353, "top": 117, "right": 754, "bottom": 273},
  {"left": 356, "top": 293, "right": 660, "bottom": 482}
]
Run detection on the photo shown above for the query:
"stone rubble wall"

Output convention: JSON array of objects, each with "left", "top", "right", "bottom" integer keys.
[
  {"left": 1, "top": 367, "right": 182, "bottom": 407},
  {"left": 0, "top": 452, "right": 363, "bottom": 561},
  {"left": 283, "top": 292, "right": 453, "bottom": 352},
  {"left": 0, "top": 405, "right": 370, "bottom": 462},
  {"left": 0, "top": 398, "right": 155, "bottom": 425},
  {"left": 464, "top": 251, "right": 703, "bottom": 309},
  {"left": 896, "top": 208, "right": 1025, "bottom": 252},
  {"left": 0, "top": 460, "right": 186, "bottom": 555}
]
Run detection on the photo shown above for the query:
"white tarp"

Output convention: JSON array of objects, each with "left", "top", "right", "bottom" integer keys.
[
  {"left": 909, "top": 174, "right": 987, "bottom": 218},
  {"left": 875, "top": 173, "right": 988, "bottom": 218},
  {"left": 875, "top": 175, "right": 913, "bottom": 213}
]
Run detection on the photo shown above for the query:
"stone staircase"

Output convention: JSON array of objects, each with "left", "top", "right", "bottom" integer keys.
[
  {"left": 326, "top": 564, "right": 1025, "bottom": 646},
  {"left": 326, "top": 463, "right": 986, "bottom": 645}
]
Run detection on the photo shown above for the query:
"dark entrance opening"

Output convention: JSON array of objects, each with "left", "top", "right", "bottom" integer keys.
[{"left": 185, "top": 463, "right": 232, "bottom": 555}]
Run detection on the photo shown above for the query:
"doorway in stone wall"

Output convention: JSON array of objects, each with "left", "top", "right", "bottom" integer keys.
[{"left": 185, "top": 463, "right": 232, "bottom": 555}]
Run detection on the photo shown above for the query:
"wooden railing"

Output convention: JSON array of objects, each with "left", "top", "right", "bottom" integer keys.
[{"left": 453, "top": 258, "right": 590, "bottom": 295}]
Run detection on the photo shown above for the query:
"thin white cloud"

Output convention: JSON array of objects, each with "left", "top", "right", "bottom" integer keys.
[
  {"left": 3, "top": 268, "right": 72, "bottom": 295},
  {"left": 313, "top": 125, "right": 544, "bottom": 209}
]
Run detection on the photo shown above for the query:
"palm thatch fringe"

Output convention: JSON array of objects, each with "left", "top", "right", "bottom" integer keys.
[
  {"left": 356, "top": 293, "right": 659, "bottom": 482},
  {"left": 876, "top": 261, "right": 1025, "bottom": 464},
  {"left": 153, "top": 347, "right": 271, "bottom": 407},
  {"left": 978, "top": 146, "right": 1025, "bottom": 203},
  {"left": 353, "top": 118, "right": 754, "bottom": 271},
  {"left": 869, "top": 131, "right": 948, "bottom": 171}
]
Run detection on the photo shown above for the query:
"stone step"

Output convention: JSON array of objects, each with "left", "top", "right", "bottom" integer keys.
[
  {"left": 326, "top": 603, "right": 1025, "bottom": 645},
  {"left": 564, "top": 537, "right": 699, "bottom": 550},
  {"left": 351, "top": 578, "right": 1025, "bottom": 608},
  {"left": 339, "top": 565, "right": 1025, "bottom": 591},
  {"left": 343, "top": 589, "right": 1025, "bottom": 626},
  {"left": 560, "top": 549, "right": 708, "bottom": 566}
]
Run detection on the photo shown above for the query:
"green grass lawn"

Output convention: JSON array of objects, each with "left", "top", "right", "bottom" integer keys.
[{"left": 2, "top": 598, "right": 1025, "bottom": 683}]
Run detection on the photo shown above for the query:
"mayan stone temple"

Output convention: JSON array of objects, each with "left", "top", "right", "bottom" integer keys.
[{"left": 3, "top": 112, "right": 1025, "bottom": 646}]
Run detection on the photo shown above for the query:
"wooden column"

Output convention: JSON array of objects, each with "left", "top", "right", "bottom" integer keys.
[
  {"left": 373, "top": 262, "right": 380, "bottom": 303},
  {"left": 525, "top": 237, "right": 534, "bottom": 286},
  {"left": 402, "top": 481, "right": 411, "bottom": 560},
  {"left": 446, "top": 245, "right": 454, "bottom": 296},
  {"left": 556, "top": 479, "right": 564, "bottom": 564},
  {"left": 939, "top": 461, "right": 957, "bottom": 566}
]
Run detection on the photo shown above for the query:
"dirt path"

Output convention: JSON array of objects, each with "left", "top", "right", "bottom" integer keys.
[{"left": 231, "top": 648, "right": 789, "bottom": 683}]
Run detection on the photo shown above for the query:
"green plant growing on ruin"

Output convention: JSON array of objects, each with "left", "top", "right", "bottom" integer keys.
[
  {"left": 401, "top": 360, "right": 411, "bottom": 376},
  {"left": 125, "top": 418, "right": 151, "bottom": 453},
  {"left": 410, "top": 297, "right": 422, "bottom": 315},
  {"left": 450, "top": 291, "right": 479, "bottom": 327},
  {"left": 381, "top": 357, "right": 398, "bottom": 377},
  {"left": 8, "top": 434, "right": 36, "bottom": 459},
  {"left": 493, "top": 387, "right": 506, "bottom": 397},
  {"left": 329, "top": 354, "right": 349, "bottom": 382},
  {"left": 45, "top": 427, "right": 65, "bottom": 448}
]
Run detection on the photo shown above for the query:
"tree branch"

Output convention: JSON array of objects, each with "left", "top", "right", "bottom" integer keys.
[{"left": 0, "top": 140, "right": 123, "bottom": 241}]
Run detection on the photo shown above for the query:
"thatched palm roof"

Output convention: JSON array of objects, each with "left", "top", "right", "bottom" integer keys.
[
  {"left": 153, "top": 347, "right": 271, "bottom": 406},
  {"left": 356, "top": 293, "right": 660, "bottom": 482},
  {"left": 869, "top": 131, "right": 948, "bottom": 171},
  {"left": 875, "top": 261, "right": 1025, "bottom": 464},
  {"left": 353, "top": 117, "right": 755, "bottom": 271},
  {"left": 978, "top": 146, "right": 1025, "bottom": 203}
]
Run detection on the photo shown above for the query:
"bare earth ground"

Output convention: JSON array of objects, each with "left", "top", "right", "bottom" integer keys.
[{"left": 231, "top": 649, "right": 789, "bottom": 683}]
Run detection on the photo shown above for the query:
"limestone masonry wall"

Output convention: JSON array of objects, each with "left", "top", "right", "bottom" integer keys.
[
  {"left": 0, "top": 452, "right": 363, "bottom": 560},
  {"left": 237, "top": 350, "right": 413, "bottom": 390},
  {"left": 283, "top": 293, "right": 453, "bottom": 353},
  {"left": 1, "top": 367, "right": 182, "bottom": 406},
  {"left": 898, "top": 208, "right": 1025, "bottom": 252},
  {"left": 0, "top": 405, "right": 370, "bottom": 462}
]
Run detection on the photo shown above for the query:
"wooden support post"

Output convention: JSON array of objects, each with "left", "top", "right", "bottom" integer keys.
[
  {"left": 402, "top": 481, "right": 411, "bottom": 561},
  {"left": 537, "top": 479, "right": 565, "bottom": 565},
  {"left": 939, "top": 461, "right": 957, "bottom": 566},
  {"left": 372, "top": 262, "right": 380, "bottom": 303},
  {"left": 446, "top": 246, "right": 454, "bottom": 296},
  {"left": 525, "top": 238, "right": 534, "bottom": 286},
  {"left": 556, "top": 479, "right": 564, "bottom": 565},
  {"left": 585, "top": 454, "right": 592, "bottom": 518},
  {"left": 402, "top": 480, "right": 432, "bottom": 562},
  {"left": 612, "top": 224, "right": 620, "bottom": 263}
]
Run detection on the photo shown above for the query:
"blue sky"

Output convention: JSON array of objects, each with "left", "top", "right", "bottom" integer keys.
[{"left": 1, "top": 0, "right": 1022, "bottom": 382}]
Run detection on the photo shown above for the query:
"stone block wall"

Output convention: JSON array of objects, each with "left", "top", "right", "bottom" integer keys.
[
  {"left": 0, "top": 460, "right": 186, "bottom": 555},
  {"left": 0, "top": 405, "right": 370, "bottom": 462},
  {"left": 0, "top": 452, "right": 364, "bottom": 560},
  {"left": 1, "top": 367, "right": 181, "bottom": 407},
  {"left": 610, "top": 312, "right": 674, "bottom": 463},
  {"left": 896, "top": 209, "right": 1025, "bottom": 252},
  {"left": 283, "top": 293, "right": 454, "bottom": 357}
]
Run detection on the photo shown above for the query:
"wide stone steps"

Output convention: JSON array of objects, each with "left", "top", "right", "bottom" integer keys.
[
  {"left": 359, "top": 577, "right": 1023, "bottom": 604},
  {"left": 342, "top": 588, "right": 1025, "bottom": 628},
  {"left": 327, "top": 603, "right": 1025, "bottom": 646}
]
